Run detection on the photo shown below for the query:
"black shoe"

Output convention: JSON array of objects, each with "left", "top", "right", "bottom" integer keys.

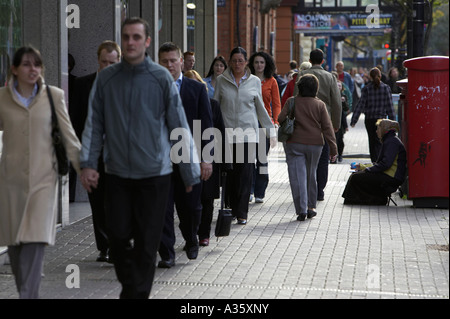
[
  {"left": 186, "top": 245, "right": 199, "bottom": 260},
  {"left": 96, "top": 251, "right": 109, "bottom": 262},
  {"left": 297, "top": 213, "right": 307, "bottom": 221},
  {"left": 158, "top": 259, "right": 175, "bottom": 268},
  {"left": 237, "top": 218, "right": 247, "bottom": 225},
  {"left": 307, "top": 210, "right": 317, "bottom": 219}
]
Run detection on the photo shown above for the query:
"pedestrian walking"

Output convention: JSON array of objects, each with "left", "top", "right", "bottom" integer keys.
[
  {"left": 157, "top": 42, "right": 213, "bottom": 267},
  {"left": 350, "top": 67, "right": 395, "bottom": 163},
  {"left": 80, "top": 18, "right": 200, "bottom": 299},
  {"left": 293, "top": 49, "right": 342, "bottom": 201},
  {"left": 72, "top": 40, "right": 122, "bottom": 263},
  {"left": 214, "top": 47, "right": 277, "bottom": 225},
  {"left": 248, "top": 51, "right": 281, "bottom": 203},
  {"left": 279, "top": 74, "right": 337, "bottom": 221},
  {"left": 184, "top": 70, "right": 226, "bottom": 247},
  {"left": 183, "top": 51, "right": 196, "bottom": 72},
  {"left": 343, "top": 119, "right": 406, "bottom": 205},
  {"left": 0, "top": 46, "right": 82, "bottom": 299},
  {"left": 203, "top": 55, "right": 227, "bottom": 99}
]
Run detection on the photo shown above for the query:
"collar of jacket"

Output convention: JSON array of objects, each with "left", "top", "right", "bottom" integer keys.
[
  {"left": 7, "top": 75, "right": 45, "bottom": 106},
  {"left": 221, "top": 67, "right": 251, "bottom": 85},
  {"left": 382, "top": 129, "right": 397, "bottom": 142},
  {"left": 121, "top": 56, "right": 152, "bottom": 73}
]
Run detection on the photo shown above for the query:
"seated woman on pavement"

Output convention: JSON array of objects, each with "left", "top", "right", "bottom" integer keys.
[{"left": 342, "top": 119, "right": 407, "bottom": 205}]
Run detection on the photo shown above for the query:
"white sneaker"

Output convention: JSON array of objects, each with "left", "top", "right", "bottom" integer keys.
[
  {"left": 249, "top": 195, "right": 253, "bottom": 202},
  {"left": 255, "top": 197, "right": 264, "bottom": 203}
]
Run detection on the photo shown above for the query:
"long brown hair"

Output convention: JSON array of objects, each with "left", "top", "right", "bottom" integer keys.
[{"left": 370, "top": 67, "right": 381, "bottom": 89}]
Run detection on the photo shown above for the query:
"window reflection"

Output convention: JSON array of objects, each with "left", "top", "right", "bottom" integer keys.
[{"left": 0, "top": 0, "right": 22, "bottom": 87}]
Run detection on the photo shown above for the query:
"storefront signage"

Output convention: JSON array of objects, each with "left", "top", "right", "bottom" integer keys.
[{"left": 294, "top": 12, "right": 392, "bottom": 34}]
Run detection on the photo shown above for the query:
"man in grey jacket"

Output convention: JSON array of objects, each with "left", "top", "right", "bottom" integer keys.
[{"left": 80, "top": 17, "right": 200, "bottom": 299}]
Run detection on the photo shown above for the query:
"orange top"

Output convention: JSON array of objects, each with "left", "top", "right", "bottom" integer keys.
[{"left": 261, "top": 77, "right": 281, "bottom": 125}]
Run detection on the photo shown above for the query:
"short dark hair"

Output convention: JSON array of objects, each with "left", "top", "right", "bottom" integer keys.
[
  {"left": 310, "top": 49, "right": 324, "bottom": 65},
  {"left": 12, "top": 46, "right": 43, "bottom": 69},
  {"left": 158, "top": 42, "right": 182, "bottom": 59},
  {"left": 229, "top": 47, "right": 247, "bottom": 61},
  {"left": 121, "top": 17, "right": 150, "bottom": 38},
  {"left": 248, "top": 51, "right": 276, "bottom": 79},
  {"left": 297, "top": 74, "right": 319, "bottom": 97}
]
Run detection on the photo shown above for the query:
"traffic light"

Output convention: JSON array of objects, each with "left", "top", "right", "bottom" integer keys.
[{"left": 384, "top": 43, "right": 390, "bottom": 49}]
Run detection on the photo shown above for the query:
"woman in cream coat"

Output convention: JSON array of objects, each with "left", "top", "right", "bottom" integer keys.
[{"left": 0, "top": 47, "right": 81, "bottom": 298}]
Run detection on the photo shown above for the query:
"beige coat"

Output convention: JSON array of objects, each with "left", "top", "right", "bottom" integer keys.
[{"left": 0, "top": 77, "right": 81, "bottom": 246}]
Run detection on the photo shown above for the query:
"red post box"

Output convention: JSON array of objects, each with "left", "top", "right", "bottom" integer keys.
[{"left": 403, "top": 56, "right": 449, "bottom": 208}]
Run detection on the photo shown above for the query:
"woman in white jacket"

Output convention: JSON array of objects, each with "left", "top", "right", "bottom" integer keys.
[{"left": 214, "top": 47, "right": 276, "bottom": 225}]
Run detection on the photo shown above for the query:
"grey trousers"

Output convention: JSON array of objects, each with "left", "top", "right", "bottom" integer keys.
[
  {"left": 285, "top": 143, "right": 323, "bottom": 215},
  {"left": 7, "top": 243, "right": 46, "bottom": 299}
]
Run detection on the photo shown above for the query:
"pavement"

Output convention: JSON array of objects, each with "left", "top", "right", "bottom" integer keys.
[{"left": 0, "top": 115, "right": 448, "bottom": 300}]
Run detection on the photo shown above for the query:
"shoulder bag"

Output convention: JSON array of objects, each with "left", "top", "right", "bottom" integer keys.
[
  {"left": 47, "top": 85, "right": 70, "bottom": 176},
  {"left": 278, "top": 98, "right": 295, "bottom": 142}
]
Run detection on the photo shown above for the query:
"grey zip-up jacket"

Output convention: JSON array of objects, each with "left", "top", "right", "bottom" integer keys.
[
  {"left": 80, "top": 56, "right": 200, "bottom": 187},
  {"left": 214, "top": 68, "right": 275, "bottom": 144}
]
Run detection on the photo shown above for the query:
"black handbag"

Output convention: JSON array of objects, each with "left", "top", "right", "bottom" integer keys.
[
  {"left": 278, "top": 98, "right": 295, "bottom": 142},
  {"left": 215, "top": 172, "right": 233, "bottom": 238},
  {"left": 47, "top": 85, "right": 70, "bottom": 176}
]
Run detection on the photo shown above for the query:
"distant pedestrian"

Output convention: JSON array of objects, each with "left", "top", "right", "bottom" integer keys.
[
  {"left": 157, "top": 42, "right": 213, "bottom": 267},
  {"left": 214, "top": 47, "right": 277, "bottom": 225},
  {"left": 248, "top": 51, "right": 281, "bottom": 204},
  {"left": 203, "top": 55, "right": 227, "bottom": 99},
  {"left": 343, "top": 119, "right": 406, "bottom": 205},
  {"left": 335, "top": 61, "right": 354, "bottom": 95},
  {"left": 183, "top": 51, "right": 196, "bottom": 72},
  {"left": 278, "top": 74, "right": 337, "bottom": 221},
  {"left": 80, "top": 18, "right": 200, "bottom": 299},
  {"left": 184, "top": 70, "right": 226, "bottom": 247},
  {"left": 0, "top": 46, "right": 82, "bottom": 299},
  {"left": 73, "top": 40, "right": 122, "bottom": 263},
  {"left": 350, "top": 67, "right": 395, "bottom": 163},
  {"left": 386, "top": 67, "right": 401, "bottom": 94}
]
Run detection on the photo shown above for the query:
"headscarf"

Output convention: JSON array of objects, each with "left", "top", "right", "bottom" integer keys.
[{"left": 376, "top": 119, "right": 400, "bottom": 137}]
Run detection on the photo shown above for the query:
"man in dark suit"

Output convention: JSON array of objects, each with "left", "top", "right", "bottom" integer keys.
[
  {"left": 72, "top": 41, "right": 121, "bottom": 262},
  {"left": 157, "top": 42, "right": 213, "bottom": 268}
]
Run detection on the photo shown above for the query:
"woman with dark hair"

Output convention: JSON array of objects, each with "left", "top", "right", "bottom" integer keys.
[
  {"left": 248, "top": 51, "right": 281, "bottom": 203},
  {"left": 278, "top": 74, "right": 337, "bottom": 221},
  {"left": 214, "top": 47, "right": 276, "bottom": 225},
  {"left": 350, "top": 67, "right": 395, "bottom": 163},
  {"left": 203, "top": 56, "right": 227, "bottom": 99},
  {"left": 0, "top": 46, "right": 81, "bottom": 298}
]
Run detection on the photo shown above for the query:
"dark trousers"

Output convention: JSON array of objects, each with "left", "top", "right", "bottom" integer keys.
[
  {"left": 105, "top": 173, "right": 171, "bottom": 299},
  {"left": 335, "top": 129, "right": 345, "bottom": 157},
  {"left": 316, "top": 140, "right": 330, "bottom": 200},
  {"left": 252, "top": 138, "right": 271, "bottom": 199},
  {"left": 365, "top": 118, "right": 382, "bottom": 163},
  {"left": 159, "top": 167, "right": 203, "bottom": 260},
  {"left": 226, "top": 143, "right": 256, "bottom": 219},
  {"left": 8, "top": 243, "right": 46, "bottom": 299},
  {"left": 198, "top": 197, "right": 214, "bottom": 241},
  {"left": 88, "top": 160, "right": 108, "bottom": 253}
]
